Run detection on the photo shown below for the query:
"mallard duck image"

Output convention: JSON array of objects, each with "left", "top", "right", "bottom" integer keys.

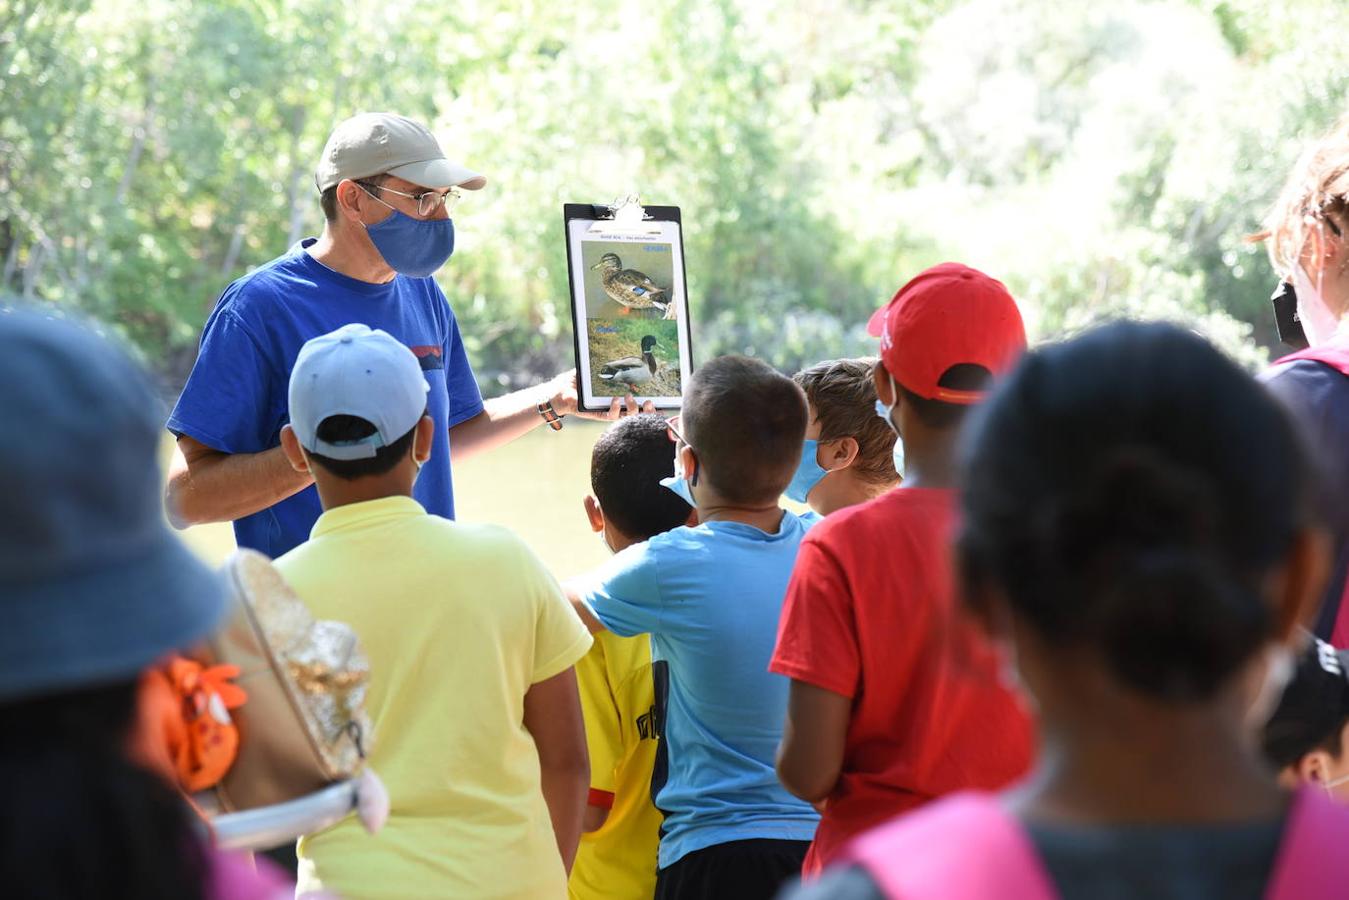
[
  {"left": 590, "top": 253, "right": 670, "bottom": 315},
  {"left": 599, "top": 335, "right": 660, "bottom": 386}
]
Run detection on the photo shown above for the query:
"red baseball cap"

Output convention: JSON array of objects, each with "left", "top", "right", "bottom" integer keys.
[{"left": 867, "top": 262, "right": 1027, "bottom": 404}]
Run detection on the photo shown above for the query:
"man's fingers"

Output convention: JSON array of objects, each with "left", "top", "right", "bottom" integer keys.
[{"left": 641, "top": 400, "right": 656, "bottom": 414}]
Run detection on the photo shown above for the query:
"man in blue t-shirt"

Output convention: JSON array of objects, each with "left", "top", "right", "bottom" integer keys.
[
  {"left": 569, "top": 356, "right": 821, "bottom": 900},
  {"left": 166, "top": 112, "right": 642, "bottom": 558}
]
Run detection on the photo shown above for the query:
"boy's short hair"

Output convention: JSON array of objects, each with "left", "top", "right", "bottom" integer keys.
[
  {"left": 794, "top": 357, "right": 897, "bottom": 484},
  {"left": 683, "top": 356, "right": 808, "bottom": 505},
  {"left": 896, "top": 363, "right": 993, "bottom": 430},
  {"left": 591, "top": 415, "right": 694, "bottom": 540},
  {"left": 307, "top": 414, "right": 418, "bottom": 480},
  {"left": 1263, "top": 636, "right": 1349, "bottom": 769}
]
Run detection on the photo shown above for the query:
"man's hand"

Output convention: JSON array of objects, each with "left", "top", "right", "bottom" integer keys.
[{"left": 547, "top": 369, "right": 657, "bottom": 422}]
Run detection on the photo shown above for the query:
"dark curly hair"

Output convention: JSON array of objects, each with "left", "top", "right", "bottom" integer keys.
[{"left": 956, "top": 321, "right": 1316, "bottom": 701}]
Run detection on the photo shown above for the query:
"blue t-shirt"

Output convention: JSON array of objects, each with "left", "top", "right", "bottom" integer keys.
[
  {"left": 577, "top": 512, "right": 821, "bottom": 868},
  {"left": 168, "top": 239, "right": 484, "bottom": 558}
]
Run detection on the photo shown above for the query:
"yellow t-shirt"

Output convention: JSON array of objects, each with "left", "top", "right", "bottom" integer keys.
[
  {"left": 568, "top": 630, "right": 662, "bottom": 900},
  {"left": 274, "top": 496, "right": 593, "bottom": 900}
]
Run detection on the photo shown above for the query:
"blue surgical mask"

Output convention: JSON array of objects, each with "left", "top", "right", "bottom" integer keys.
[
  {"left": 365, "top": 209, "right": 456, "bottom": 278},
  {"left": 660, "top": 473, "right": 696, "bottom": 507},
  {"left": 891, "top": 434, "right": 906, "bottom": 479},
  {"left": 660, "top": 448, "right": 698, "bottom": 507},
  {"left": 785, "top": 439, "right": 831, "bottom": 504}
]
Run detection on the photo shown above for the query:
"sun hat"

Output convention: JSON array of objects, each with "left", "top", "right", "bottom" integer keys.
[
  {"left": 288, "top": 323, "right": 430, "bottom": 461},
  {"left": 0, "top": 310, "right": 226, "bottom": 702},
  {"left": 867, "top": 262, "right": 1027, "bottom": 404},
  {"left": 1263, "top": 635, "right": 1349, "bottom": 768},
  {"left": 315, "top": 112, "right": 487, "bottom": 193}
]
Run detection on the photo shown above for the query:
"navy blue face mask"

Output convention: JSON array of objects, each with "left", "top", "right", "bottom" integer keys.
[{"left": 364, "top": 207, "right": 456, "bottom": 278}]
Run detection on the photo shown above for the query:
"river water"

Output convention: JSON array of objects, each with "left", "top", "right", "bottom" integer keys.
[{"left": 173, "top": 421, "right": 615, "bottom": 581}]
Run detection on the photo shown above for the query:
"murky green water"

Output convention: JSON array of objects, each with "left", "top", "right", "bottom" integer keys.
[{"left": 176, "top": 422, "right": 616, "bottom": 581}]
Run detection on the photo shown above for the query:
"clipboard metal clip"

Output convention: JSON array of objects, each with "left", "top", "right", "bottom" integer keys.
[{"left": 587, "top": 195, "right": 663, "bottom": 235}]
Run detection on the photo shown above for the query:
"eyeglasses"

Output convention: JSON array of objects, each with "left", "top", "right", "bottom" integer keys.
[
  {"left": 666, "top": 415, "right": 689, "bottom": 447},
  {"left": 357, "top": 181, "right": 462, "bottom": 217}
]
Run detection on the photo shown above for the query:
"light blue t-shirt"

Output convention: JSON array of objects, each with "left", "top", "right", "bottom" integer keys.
[
  {"left": 578, "top": 512, "right": 821, "bottom": 868},
  {"left": 168, "top": 239, "right": 484, "bottom": 558}
]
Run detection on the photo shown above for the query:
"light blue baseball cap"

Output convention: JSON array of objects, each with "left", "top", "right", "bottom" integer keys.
[{"left": 288, "top": 323, "right": 430, "bottom": 460}]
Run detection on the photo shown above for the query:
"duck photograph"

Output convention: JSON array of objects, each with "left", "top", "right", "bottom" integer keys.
[
  {"left": 582, "top": 242, "right": 677, "bottom": 320},
  {"left": 585, "top": 318, "right": 681, "bottom": 398}
]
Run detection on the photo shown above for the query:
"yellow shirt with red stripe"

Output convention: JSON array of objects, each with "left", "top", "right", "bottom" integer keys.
[{"left": 568, "top": 630, "right": 662, "bottom": 900}]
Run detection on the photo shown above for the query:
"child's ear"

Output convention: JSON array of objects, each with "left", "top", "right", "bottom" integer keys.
[
  {"left": 279, "top": 425, "right": 311, "bottom": 474},
  {"left": 680, "top": 444, "right": 699, "bottom": 484},
  {"left": 583, "top": 495, "right": 605, "bottom": 534},
  {"left": 1270, "top": 526, "right": 1332, "bottom": 643},
  {"left": 872, "top": 362, "right": 895, "bottom": 406},
  {"left": 825, "top": 436, "right": 860, "bottom": 470},
  {"left": 1297, "top": 750, "right": 1334, "bottom": 785},
  {"left": 413, "top": 415, "right": 435, "bottom": 465}
]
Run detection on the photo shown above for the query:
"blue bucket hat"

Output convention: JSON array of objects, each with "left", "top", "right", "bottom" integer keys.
[{"left": 0, "top": 310, "right": 226, "bottom": 702}]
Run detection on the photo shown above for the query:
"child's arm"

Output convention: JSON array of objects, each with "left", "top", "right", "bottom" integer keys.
[
  {"left": 565, "top": 541, "right": 665, "bottom": 638},
  {"left": 583, "top": 803, "right": 611, "bottom": 832},
  {"left": 575, "top": 641, "right": 623, "bottom": 834},
  {"left": 771, "top": 537, "right": 860, "bottom": 804},
  {"left": 565, "top": 581, "right": 609, "bottom": 634},
  {"left": 524, "top": 667, "right": 590, "bottom": 873},
  {"left": 776, "top": 679, "right": 852, "bottom": 803}
]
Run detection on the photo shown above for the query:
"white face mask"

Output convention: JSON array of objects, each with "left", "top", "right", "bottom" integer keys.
[
  {"left": 1292, "top": 263, "right": 1340, "bottom": 346},
  {"left": 1244, "top": 644, "right": 1296, "bottom": 730},
  {"left": 874, "top": 371, "right": 906, "bottom": 479},
  {"left": 1321, "top": 770, "right": 1349, "bottom": 797}
]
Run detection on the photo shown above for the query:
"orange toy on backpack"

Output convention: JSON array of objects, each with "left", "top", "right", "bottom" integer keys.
[{"left": 137, "top": 657, "right": 248, "bottom": 792}]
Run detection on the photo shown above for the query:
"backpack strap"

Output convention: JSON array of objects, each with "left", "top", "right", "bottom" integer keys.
[
  {"left": 1265, "top": 787, "right": 1349, "bottom": 899},
  {"left": 841, "top": 793, "right": 1057, "bottom": 900},
  {"left": 1274, "top": 342, "right": 1349, "bottom": 377},
  {"left": 1268, "top": 344, "right": 1349, "bottom": 647}
]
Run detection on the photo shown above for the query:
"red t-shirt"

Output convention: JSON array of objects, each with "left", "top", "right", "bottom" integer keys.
[{"left": 770, "top": 487, "right": 1035, "bottom": 875}]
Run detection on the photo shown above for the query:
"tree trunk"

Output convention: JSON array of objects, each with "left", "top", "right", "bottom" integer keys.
[
  {"left": 221, "top": 222, "right": 246, "bottom": 275},
  {"left": 285, "top": 106, "right": 309, "bottom": 247}
]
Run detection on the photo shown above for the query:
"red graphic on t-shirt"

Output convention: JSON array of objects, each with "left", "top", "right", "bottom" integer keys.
[{"left": 409, "top": 345, "right": 443, "bottom": 371}]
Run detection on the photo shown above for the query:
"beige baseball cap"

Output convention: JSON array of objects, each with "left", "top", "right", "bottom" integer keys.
[{"left": 315, "top": 112, "right": 487, "bottom": 193}]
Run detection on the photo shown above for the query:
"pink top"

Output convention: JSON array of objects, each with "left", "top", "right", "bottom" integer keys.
[
  {"left": 843, "top": 788, "right": 1349, "bottom": 900},
  {"left": 204, "top": 847, "right": 293, "bottom": 900}
]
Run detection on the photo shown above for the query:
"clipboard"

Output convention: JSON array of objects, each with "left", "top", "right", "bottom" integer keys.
[{"left": 563, "top": 198, "right": 693, "bottom": 412}]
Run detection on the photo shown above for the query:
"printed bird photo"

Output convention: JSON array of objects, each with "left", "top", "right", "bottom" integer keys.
[
  {"left": 586, "top": 318, "right": 681, "bottom": 398},
  {"left": 581, "top": 241, "right": 678, "bottom": 320}
]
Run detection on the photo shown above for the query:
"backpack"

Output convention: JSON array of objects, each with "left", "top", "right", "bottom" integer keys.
[
  {"left": 198, "top": 549, "right": 374, "bottom": 812},
  {"left": 843, "top": 788, "right": 1349, "bottom": 900},
  {"left": 1273, "top": 342, "right": 1349, "bottom": 647}
]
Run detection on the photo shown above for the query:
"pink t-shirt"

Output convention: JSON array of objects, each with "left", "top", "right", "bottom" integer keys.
[{"left": 204, "top": 847, "right": 293, "bottom": 900}]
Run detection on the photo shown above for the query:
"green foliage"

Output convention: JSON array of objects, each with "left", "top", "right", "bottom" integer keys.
[{"left": 4, "top": 0, "right": 1349, "bottom": 393}]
